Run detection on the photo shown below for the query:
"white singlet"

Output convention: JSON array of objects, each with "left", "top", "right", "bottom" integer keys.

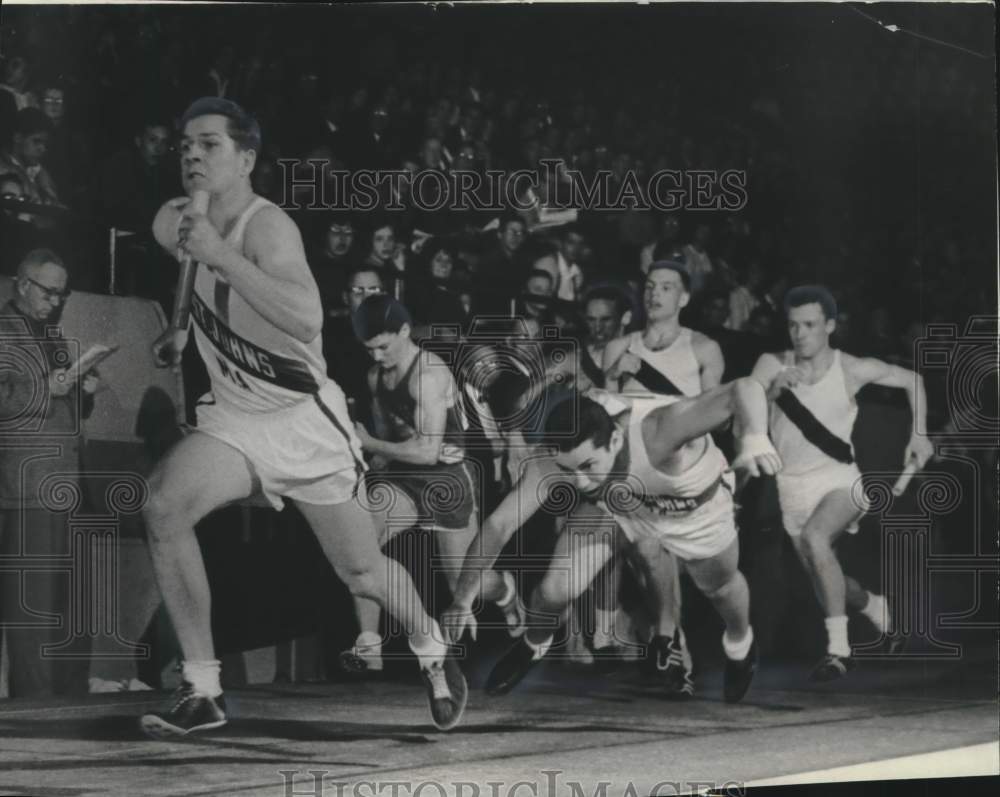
[
  {"left": 769, "top": 350, "right": 866, "bottom": 537},
  {"left": 589, "top": 393, "right": 736, "bottom": 560},
  {"left": 622, "top": 328, "right": 701, "bottom": 397},
  {"left": 189, "top": 196, "right": 328, "bottom": 414}
]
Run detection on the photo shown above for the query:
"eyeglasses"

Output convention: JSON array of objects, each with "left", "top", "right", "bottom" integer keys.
[
  {"left": 26, "top": 277, "right": 71, "bottom": 302},
  {"left": 349, "top": 286, "right": 384, "bottom": 297},
  {"left": 1, "top": 193, "right": 26, "bottom": 202}
]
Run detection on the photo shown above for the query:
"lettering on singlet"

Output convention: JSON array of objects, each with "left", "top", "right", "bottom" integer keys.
[{"left": 191, "top": 292, "right": 320, "bottom": 394}]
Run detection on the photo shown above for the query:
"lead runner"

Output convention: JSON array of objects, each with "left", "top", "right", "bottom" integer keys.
[{"left": 139, "top": 97, "right": 465, "bottom": 737}]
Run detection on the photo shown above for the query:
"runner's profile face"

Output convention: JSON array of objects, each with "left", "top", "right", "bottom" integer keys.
[
  {"left": 787, "top": 302, "right": 834, "bottom": 358},
  {"left": 553, "top": 429, "right": 624, "bottom": 495},
  {"left": 364, "top": 330, "right": 408, "bottom": 368}
]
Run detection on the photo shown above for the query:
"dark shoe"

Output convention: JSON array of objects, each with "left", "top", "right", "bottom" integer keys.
[
  {"left": 723, "top": 639, "right": 757, "bottom": 703},
  {"left": 485, "top": 636, "right": 545, "bottom": 695},
  {"left": 496, "top": 571, "right": 527, "bottom": 638},
  {"left": 339, "top": 634, "right": 384, "bottom": 674},
  {"left": 650, "top": 634, "right": 695, "bottom": 700},
  {"left": 140, "top": 683, "right": 227, "bottom": 739},
  {"left": 421, "top": 651, "right": 468, "bottom": 731},
  {"left": 810, "top": 653, "right": 855, "bottom": 682}
]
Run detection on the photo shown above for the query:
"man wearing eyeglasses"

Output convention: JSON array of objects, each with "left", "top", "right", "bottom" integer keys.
[{"left": 0, "top": 248, "right": 100, "bottom": 697}]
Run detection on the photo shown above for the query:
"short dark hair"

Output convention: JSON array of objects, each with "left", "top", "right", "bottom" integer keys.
[
  {"left": 584, "top": 286, "right": 628, "bottom": 319},
  {"left": 345, "top": 263, "right": 385, "bottom": 286},
  {"left": 484, "top": 370, "right": 533, "bottom": 430},
  {"left": 326, "top": 212, "right": 355, "bottom": 231},
  {"left": 367, "top": 217, "right": 396, "bottom": 239},
  {"left": 352, "top": 294, "right": 412, "bottom": 341},
  {"left": 784, "top": 284, "right": 838, "bottom": 320},
  {"left": 14, "top": 107, "right": 53, "bottom": 137},
  {"left": 498, "top": 211, "right": 525, "bottom": 234},
  {"left": 180, "top": 97, "right": 262, "bottom": 154},
  {"left": 652, "top": 240, "right": 685, "bottom": 262},
  {"left": 558, "top": 222, "right": 583, "bottom": 241},
  {"left": 541, "top": 394, "right": 615, "bottom": 453},
  {"left": 136, "top": 111, "right": 173, "bottom": 137},
  {"left": 647, "top": 260, "right": 691, "bottom": 292},
  {"left": 526, "top": 268, "right": 554, "bottom": 285}
]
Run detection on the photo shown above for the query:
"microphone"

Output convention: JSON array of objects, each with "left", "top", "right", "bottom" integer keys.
[{"left": 171, "top": 189, "right": 210, "bottom": 331}]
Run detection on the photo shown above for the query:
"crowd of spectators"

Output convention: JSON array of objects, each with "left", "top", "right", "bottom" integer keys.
[{"left": 2, "top": 7, "right": 993, "bottom": 370}]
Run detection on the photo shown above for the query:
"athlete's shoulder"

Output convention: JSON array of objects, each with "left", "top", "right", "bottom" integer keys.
[
  {"left": 243, "top": 197, "right": 292, "bottom": 230},
  {"left": 689, "top": 328, "right": 721, "bottom": 353}
]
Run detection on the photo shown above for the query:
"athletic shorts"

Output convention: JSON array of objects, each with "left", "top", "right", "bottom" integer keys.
[
  {"left": 610, "top": 474, "right": 737, "bottom": 561},
  {"left": 195, "top": 380, "right": 366, "bottom": 511},
  {"left": 367, "top": 460, "right": 477, "bottom": 530},
  {"left": 776, "top": 462, "right": 868, "bottom": 538}
]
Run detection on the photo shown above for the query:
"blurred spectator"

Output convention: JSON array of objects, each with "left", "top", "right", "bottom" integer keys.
[
  {"left": 0, "top": 172, "right": 42, "bottom": 274},
  {"left": 0, "top": 108, "right": 62, "bottom": 210},
  {"left": 352, "top": 104, "right": 399, "bottom": 169},
  {"left": 519, "top": 268, "right": 555, "bottom": 323},
  {"left": 362, "top": 219, "right": 401, "bottom": 272},
  {"left": 681, "top": 221, "right": 714, "bottom": 296},
  {"left": 91, "top": 113, "right": 177, "bottom": 233},
  {"left": 639, "top": 213, "right": 681, "bottom": 275},
  {"left": 582, "top": 286, "right": 632, "bottom": 387},
  {"left": 36, "top": 82, "right": 76, "bottom": 194},
  {"left": 308, "top": 213, "right": 359, "bottom": 315},
  {"left": 555, "top": 223, "right": 586, "bottom": 301},
  {"left": 324, "top": 265, "right": 386, "bottom": 429},
  {"left": 747, "top": 303, "right": 782, "bottom": 350},
  {"left": 727, "top": 259, "right": 765, "bottom": 331},
  {"left": 475, "top": 211, "right": 527, "bottom": 315},
  {"left": 408, "top": 239, "right": 467, "bottom": 329},
  {"left": 0, "top": 55, "right": 38, "bottom": 141}
]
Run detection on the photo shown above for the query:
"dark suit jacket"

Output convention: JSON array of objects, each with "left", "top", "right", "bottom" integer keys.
[{"left": 0, "top": 301, "right": 93, "bottom": 509}]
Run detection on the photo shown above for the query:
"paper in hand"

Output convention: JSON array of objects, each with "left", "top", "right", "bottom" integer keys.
[{"left": 64, "top": 343, "right": 119, "bottom": 383}]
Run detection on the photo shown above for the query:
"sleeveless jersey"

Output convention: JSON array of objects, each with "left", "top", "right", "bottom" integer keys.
[
  {"left": 623, "top": 327, "right": 701, "bottom": 397},
  {"left": 589, "top": 393, "right": 729, "bottom": 520},
  {"left": 189, "top": 196, "right": 328, "bottom": 413},
  {"left": 770, "top": 349, "right": 858, "bottom": 476},
  {"left": 375, "top": 351, "right": 467, "bottom": 464}
]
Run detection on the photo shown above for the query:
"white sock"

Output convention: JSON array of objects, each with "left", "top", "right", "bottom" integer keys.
[
  {"left": 722, "top": 625, "right": 754, "bottom": 661},
  {"left": 825, "top": 615, "right": 851, "bottom": 657},
  {"left": 525, "top": 634, "right": 553, "bottom": 660},
  {"left": 860, "top": 592, "right": 888, "bottom": 633},
  {"left": 355, "top": 630, "right": 382, "bottom": 650},
  {"left": 409, "top": 619, "right": 448, "bottom": 669},
  {"left": 182, "top": 659, "right": 222, "bottom": 698},
  {"left": 592, "top": 607, "right": 617, "bottom": 649}
]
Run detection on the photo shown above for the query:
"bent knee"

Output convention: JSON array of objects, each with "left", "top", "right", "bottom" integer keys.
[
  {"left": 801, "top": 526, "right": 836, "bottom": 559},
  {"left": 142, "top": 477, "right": 206, "bottom": 541},
  {"left": 699, "top": 570, "right": 745, "bottom": 602},
  {"left": 341, "top": 564, "right": 384, "bottom": 600}
]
